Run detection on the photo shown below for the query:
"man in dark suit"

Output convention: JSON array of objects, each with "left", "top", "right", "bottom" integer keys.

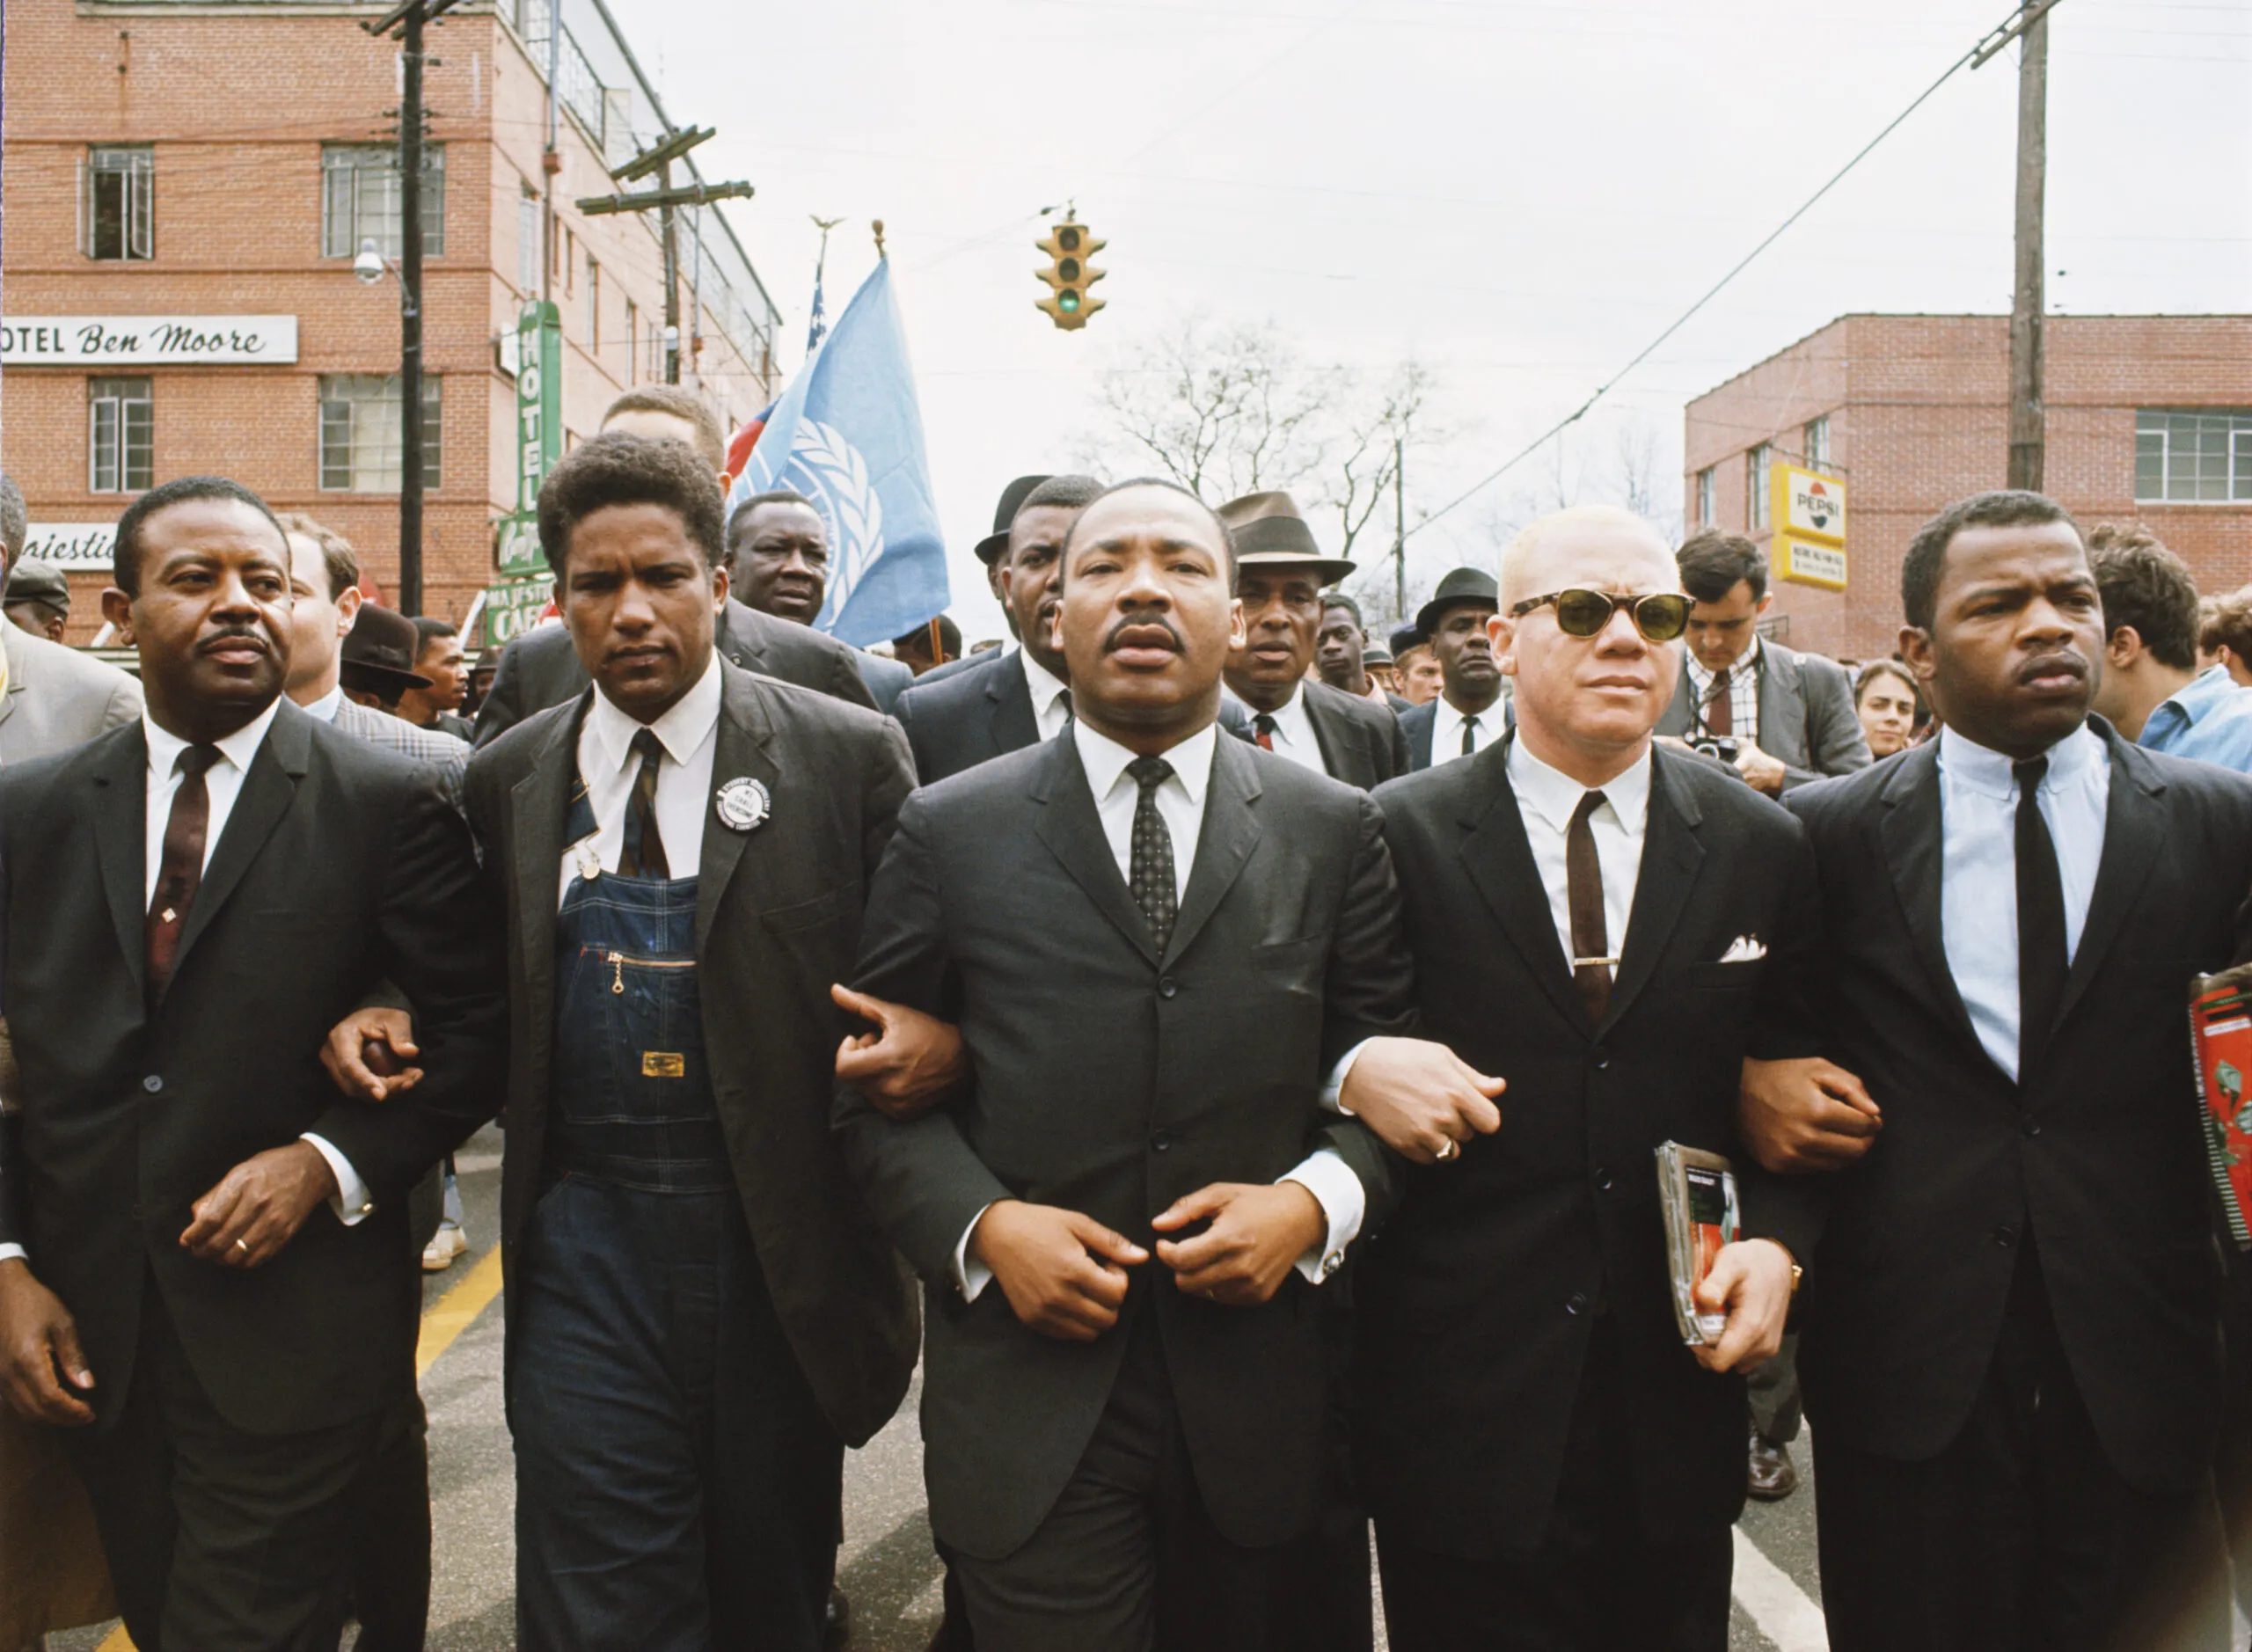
[
  {"left": 1399, "top": 568, "right": 1506, "bottom": 770},
  {"left": 728, "top": 486, "right": 915, "bottom": 713},
  {"left": 1743, "top": 490, "right": 2252, "bottom": 1652},
  {"left": 893, "top": 475, "right": 1101, "bottom": 785},
  {"left": 1655, "top": 529, "right": 1869, "bottom": 793},
  {"left": 834, "top": 479, "right": 1418, "bottom": 1650},
  {"left": 0, "top": 476, "right": 506, "bottom": 1650},
  {"left": 913, "top": 476, "right": 1059, "bottom": 693},
  {"left": 1349, "top": 504, "right": 1813, "bottom": 1652},
  {"left": 1218, "top": 492, "right": 1409, "bottom": 793}
]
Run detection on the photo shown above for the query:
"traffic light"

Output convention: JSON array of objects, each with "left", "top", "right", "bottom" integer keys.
[{"left": 1035, "top": 220, "right": 1106, "bottom": 331}]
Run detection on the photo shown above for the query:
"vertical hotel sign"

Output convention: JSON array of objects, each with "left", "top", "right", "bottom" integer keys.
[
  {"left": 1771, "top": 463, "right": 1847, "bottom": 591},
  {"left": 487, "top": 303, "right": 563, "bottom": 645}
]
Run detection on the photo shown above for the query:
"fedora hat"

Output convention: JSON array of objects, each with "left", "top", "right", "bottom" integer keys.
[
  {"left": 1216, "top": 491, "right": 1356, "bottom": 585},
  {"left": 973, "top": 475, "right": 1054, "bottom": 567},
  {"left": 340, "top": 604, "right": 434, "bottom": 700},
  {"left": 1414, "top": 567, "right": 1499, "bottom": 638}
]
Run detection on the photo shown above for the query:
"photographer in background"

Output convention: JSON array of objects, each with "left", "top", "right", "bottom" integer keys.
[{"left": 1657, "top": 530, "right": 1869, "bottom": 795}]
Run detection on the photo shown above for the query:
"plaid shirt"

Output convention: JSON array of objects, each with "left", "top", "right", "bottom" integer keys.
[
  {"left": 330, "top": 697, "right": 471, "bottom": 821},
  {"left": 1685, "top": 635, "right": 1761, "bottom": 742}
]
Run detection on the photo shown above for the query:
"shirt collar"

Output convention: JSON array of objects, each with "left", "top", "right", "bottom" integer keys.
[
  {"left": 143, "top": 694, "right": 284, "bottom": 780},
  {"left": 1507, "top": 735, "right": 1652, "bottom": 837},
  {"left": 1072, "top": 716, "right": 1219, "bottom": 808},
  {"left": 1939, "top": 718, "right": 2102, "bottom": 802},
  {"left": 1019, "top": 647, "right": 1071, "bottom": 715},
  {"left": 587, "top": 651, "right": 723, "bottom": 777},
  {"left": 1686, "top": 632, "right": 1759, "bottom": 692},
  {"left": 303, "top": 686, "right": 345, "bottom": 725},
  {"left": 2160, "top": 665, "right": 2239, "bottom": 729}
]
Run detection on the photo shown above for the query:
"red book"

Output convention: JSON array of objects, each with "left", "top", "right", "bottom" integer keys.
[{"left": 2190, "top": 965, "right": 2252, "bottom": 1251}]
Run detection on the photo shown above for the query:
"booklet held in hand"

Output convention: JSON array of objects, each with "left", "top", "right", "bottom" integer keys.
[{"left": 1656, "top": 1141, "right": 1739, "bottom": 1346}]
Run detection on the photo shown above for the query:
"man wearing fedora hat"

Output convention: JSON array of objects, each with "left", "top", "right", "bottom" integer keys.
[
  {"left": 1218, "top": 493, "right": 1408, "bottom": 793},
  {"left": 1398, "top": 569, "right": 1507, "bottom": 770}
]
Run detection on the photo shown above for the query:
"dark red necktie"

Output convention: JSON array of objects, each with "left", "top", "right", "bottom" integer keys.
[
  {"left": 1704, "top": 668, "right": 1733, "bottom": 737},
  {"left": 1568, "top": 791, "right": 1612, "bottom": 1026},
  {"left": 147, "top": 744, "right": 220, "bottom": 998},
  {"left": 1254, "top": 714, "right": 1277, "bottom": 752}
]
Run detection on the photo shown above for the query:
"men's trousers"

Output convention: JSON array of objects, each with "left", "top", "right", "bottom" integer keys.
[
  {"left": 1817, "top": 1244, "right": 2231, "bottom": 1652},
  {"left": 509, "top": 1173, "right": 844, "bottom": 1652},
  {"left": 1747, "top": 1332, "right": 1802, "bottom": 1446},
  {"left": 951, "top": 1301, "right": 1308, "bottom": 1652},
  {"left": 1375, "top": 1318, "right": 1733, "bottom": 1652},
  {"left": 63, "top": 1284, "right": 385, "bottom": 1652}
]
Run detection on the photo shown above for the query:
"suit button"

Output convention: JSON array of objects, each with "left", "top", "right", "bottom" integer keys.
[
  {"left": 1992, "top": 1224, "right": 2017, "bottom": 1248},
  {"left": 1590, "top": 1049, "right": 1611, "bottom": 1071},
  {"left": 2022, "top": 1119, "right": 2042, "bottom": 1138},
  {"left": 1152, "top": 1131, "right": 1176, "bottom": 1153},
  {"left": 142, "top": 1075, "right": 164, "bottom": 1094},
  {"left": 1158, "top": 977, "right": 1178, "bottom": 1000},
  {"left": 1567, "top": 1292, "right": 1590, "bottom": 1315},
  {"left": 1595, "top": 1167, "right": 1612, "bottom": 1192}
]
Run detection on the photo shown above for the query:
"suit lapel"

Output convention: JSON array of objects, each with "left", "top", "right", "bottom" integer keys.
[
  {"left": 720, "top": 599, "right": 770, "bottom": 676},
  {"left": 989, "top": 654, "right": 1039, "bottom": 757},
  {"left": 1455, "top": 746, "right": 1587, "bottom": 1031},
  {"left": 172, "top": 700, "right": 311, "bottom": 976},
  {"left": 1167, "top": 736, "right": 1262, "bottom": 965},
  {"left": 1407, "top": 702, "right": 1435, "bottom": 770},
  {"left": 88, "top": 722, "right": 151, "bottom": 995},
  {"left": 1032, "top": 736, "right": 1160, "bottom": 969},
  {"left": 695, "top": 665, "right": 785, "bottom": 948},
  {"left": 1598, "top": 751, "right": 1704, "bottom": 1037},
  {"left": 1877, "top": 742, "right": 1985, "bottom": 1055},
  {"left": 1301, "top": 691, "right": 1349, "bottom": 783},
  {"left": 2052, "top": 730, "right": 2164, "bottom": 1034},
  {"left": 510, "top": 693, "right": 587, "bottom": 1049},
  {"left": 1758, "top": 647, "right": 1807, "bottom": 764}
]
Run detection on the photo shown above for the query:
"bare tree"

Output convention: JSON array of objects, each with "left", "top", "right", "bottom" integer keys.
[{"left": 1087, "top": 316, "right": 1337, "bottom": 501}]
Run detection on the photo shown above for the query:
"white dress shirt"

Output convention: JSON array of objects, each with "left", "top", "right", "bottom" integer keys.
[
  {"left": 1937, "top": 723, "right": 2109, "bottom": 1082},
  {"left": 1507, "top": 738, "right": 1652, "bottom": 968},
  {"left": 1247, "top": 684, "right": 1328, "bottom": 778},
  {"left": 1430, "top": 693, "right": 1504, "bottom": 767},
  {"left": 1685, "top": 634, "right": 1761, "bottom": 743},
  {"left": 302, "top": 685, "right": 345, "bottom": 726},
  {"left": 559, "top": 654, "right": 723, "bottom": 906},
  {"left": 1020, "top": 648, "right": 1074, "bottom": 742},
  {"left": 951, "top": 716, "right": 1364, "bottom": 1299}
]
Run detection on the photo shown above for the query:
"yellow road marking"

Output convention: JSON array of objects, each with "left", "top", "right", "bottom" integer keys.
[{"left": 94, "top": 1245, "right": 506, "bottom": 1652}]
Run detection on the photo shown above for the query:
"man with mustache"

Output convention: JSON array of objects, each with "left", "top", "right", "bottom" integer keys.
[
  {"left": 0, "top": 476, "right": 506, "bottom": 1649},
  {"left": 834, "top": 479, "right": 1422, "bottom": 1648},
  {"left": 1743, "top": 490, "right": 2252, "bottom": 1651}
]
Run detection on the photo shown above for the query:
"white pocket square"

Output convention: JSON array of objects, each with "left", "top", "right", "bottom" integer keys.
[{"left": 1717, "top": 935, "right": 1767, "bottom": 963}]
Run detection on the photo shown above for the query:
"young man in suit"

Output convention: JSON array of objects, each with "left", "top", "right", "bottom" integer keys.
[
  {"left": 1350, "top": 505, "right": 1816, "bottom": 1651},
  {"left": 0, "top": 475, "right": 506, "bottom": 1651},
  {"left": 1398, "top": 569, "right": 1505, "bottom": 769},
  {"left": 1219, "top": 492, "right": 1409, "bottom": 793},
  {"left": 1656, "top": 530, "right": 1869, "bottom": 794},
  {"left": 1744, "top": 490, "right": 2252, "bottom": 1652},
  {"left": 835, "top": 479, "right": 1422, "bottom": 1650}
]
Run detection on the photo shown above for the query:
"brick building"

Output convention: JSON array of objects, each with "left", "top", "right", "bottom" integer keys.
[
  {"left": 1, "top": 0, "right": 782, "bottom": 640},
  {"left": 1683, "top": 313, "right": 2252, "bottom": 662}
]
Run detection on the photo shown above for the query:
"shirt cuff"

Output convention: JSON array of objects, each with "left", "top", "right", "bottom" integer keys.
[
  {"left": 301, "top": 1135, "right": 375, "bottom": 1227},
  {"left": 1320, "top": 1039, "right": 1374, "bottom": 1115},
  {"left": 1281, "top": 1147, "right": 1363, "bottom": 1284},
  {"left": 953, "top": 1202, "right": 997, "bottom": 1302},
  {"left": 0, "top": 1244, "right": 24, "bottom": 1265}
]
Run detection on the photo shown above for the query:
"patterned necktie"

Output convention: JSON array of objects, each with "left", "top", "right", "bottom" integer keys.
[
  {"left": 1254, "top": 713, "right": 1278, "bottom": 752},
  {"left": 1567, "top": 791, "right": 1612, "bottom": 1026},
  {"left": 618, "top": 727, "right": 670, "bottom": 879},
  {"left": 1126, "top": 755, "right": 1178, "bottom": 955},
  {"left": 1057, "top": 687, "right": 1074, "bottom": 727},
  {"left": 1460, "top": 713, "right": 1481, "bottom": 759},
  {"left": 147, "top": 743, "right": 221, "bottom": 998},
  {"left": 1704, "top": 667, "right": 1734, "bottom": 737},
  {"left": 2014, "top": 757, "right": 2066, "bottom": 1079}
]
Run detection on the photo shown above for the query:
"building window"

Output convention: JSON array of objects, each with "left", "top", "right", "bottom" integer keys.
[
  {"left": 625, "top": 299, "right": 638, "bottom": 380},
  {"left": 318, "top": 374, "right": 442, "bottom": 493},
  {"left": 518, "top": 186, "right": 541, "bottom": 293},
  {"left": 321, "top": 143, "right": 445, "bottom": 260},
  {"left": 2137, "top": 409, "right": 2252, "bottom": 503},
  {"left": 88, "top": 376, "right": 154, "bottom": 493},
  {"left": 83, "top": 147, "right": 154, "bottom": 261},
  {"left": 1804, "top": 415, "right": 1831, "bottom": 469},
  {"left": 1695, "top": 467, "right": 1715, "bottom": 529},
  {"left": 1747, "top": 444, "right": 1772, "bottom": 530}
]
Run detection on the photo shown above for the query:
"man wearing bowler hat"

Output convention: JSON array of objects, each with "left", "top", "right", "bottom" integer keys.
[
  {"left": 916, "top": 476, "right": 1059, "bottom": 691},
  {"left": 1219, "top": 492, "right": 1408, "bottom": 793},
  {"left": 1399, "top": 569, "right": 1505, "bottom": 770}
]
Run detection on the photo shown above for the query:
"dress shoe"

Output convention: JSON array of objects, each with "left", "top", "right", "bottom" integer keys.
[{"left": 1747, "top": 1430, "right": 1799, "bottom": 1502}]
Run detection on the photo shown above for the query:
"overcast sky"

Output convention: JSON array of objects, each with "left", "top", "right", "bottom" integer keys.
[{"left": 613, "top": 0, "right": 2249, "bottom": 642}]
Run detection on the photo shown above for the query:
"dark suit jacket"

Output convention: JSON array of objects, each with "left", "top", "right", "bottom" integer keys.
[
  {"left": 1398, "top": 693, "right": 1513, "bottom": 772},
  {"left": 894, "top": 647, "right": 1039, "bottom": 786},
  {"left": 464, "top": 660, "right": 920, "bottom": 1447},
  {"left": 1356, "top": 741, "right": 1827, "bottom": 1556},
  {"left": 0, "top": 701, "right": 506, "bottom": 1435},
  {"left": 857, "top": 649, "right": 915, "bottom": 715},
  {"left": 472, "top": 597, "right": 876, "bottom": 746},
  {"left": 1656, "top": 640, "right": 1870, "bottom": 790},
  {"left": 834, "top": 731, "right": 1415, "bottom": 1559},
  {"left": 1298, "top": 678, "right": 1411, "bottom": 791},
  {"left": 1786, "top": 727, "right": 2252, "bottom": 1491}
]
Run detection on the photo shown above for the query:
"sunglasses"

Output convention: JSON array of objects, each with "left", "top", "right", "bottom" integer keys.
[{"left": 1509, "top": 588, "right": 1693, "bottom": 642}]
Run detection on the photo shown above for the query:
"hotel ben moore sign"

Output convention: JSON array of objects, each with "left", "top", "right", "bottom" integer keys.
[{"left": 0, "top": 316, "right": 298, "bottom": 366}]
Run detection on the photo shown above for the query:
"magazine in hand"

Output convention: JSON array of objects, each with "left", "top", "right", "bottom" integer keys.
[
  {"left": 2190, "top": 964, "right": 2252, "bottom": 1251},
  {"left": 1656, "top": 1141, "right": 1740, "bottom": 1346}
]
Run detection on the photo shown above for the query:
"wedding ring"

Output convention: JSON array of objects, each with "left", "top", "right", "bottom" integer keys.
[
  {"left": 235, "top": 1239, "right": 250, "bottom": 1254},
  {"left": 1435, "top": 1138, "right": 1460, "bottom": 1162}
]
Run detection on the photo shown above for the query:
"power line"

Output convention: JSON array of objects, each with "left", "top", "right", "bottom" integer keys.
[{"left": 1407, "top": 0, "right": 2067, "bottom": 541}]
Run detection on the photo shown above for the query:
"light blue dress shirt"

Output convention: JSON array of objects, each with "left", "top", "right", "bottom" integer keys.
[
  {"left": 1937, "top": 722, "right": 2110, "bottom": 1082},
  {"left": 2138, "top": 666, "right": 2252, "bottom": 776}
]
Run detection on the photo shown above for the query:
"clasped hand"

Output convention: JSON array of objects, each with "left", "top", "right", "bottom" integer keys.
[{"left": 970, "top": 1182, "right": 1327, "bottom": 1342}]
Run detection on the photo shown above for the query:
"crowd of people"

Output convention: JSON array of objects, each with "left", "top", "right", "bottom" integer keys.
[{"left": 4, "top": 384, "right": 2252, "bottom": 1652}]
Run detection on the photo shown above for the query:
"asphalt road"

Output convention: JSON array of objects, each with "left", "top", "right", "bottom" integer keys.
[{"left": 57, "top": 1127, "right": 1834, "bottom": 1651}]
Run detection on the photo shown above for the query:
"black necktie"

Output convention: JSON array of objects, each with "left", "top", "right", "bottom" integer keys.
[
  {"left": 147, "top": 744, "right": 220, "bottom": 999},
  {"left": 2014, "top": 757, "right": 2066, "bottom": 1079},
  {"left": 619, "top": 727, "right": 669, "bottom": 879},
  {"left": 1127, "top": 756, "right": 1178, "bottom": 955},
  {"left": 1568, "top": 791, "right": 1612, "bottom": 1026},
  {"left": 1461, "top": 713, "right": 1481, "bottom": 759},
  {"left": 1254, "top": 714, "right": 1278, "bottom": 752},
  {"left": 1057, "top": 687, "right": 1073, "bottom": 726}
]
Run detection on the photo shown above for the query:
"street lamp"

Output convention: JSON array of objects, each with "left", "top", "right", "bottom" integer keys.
[
  {"left": 354, "top": 237, "right": 386, "bottom": 285},
  {"left": 353, "top": 238, "right": 426, "bottom": 615}
]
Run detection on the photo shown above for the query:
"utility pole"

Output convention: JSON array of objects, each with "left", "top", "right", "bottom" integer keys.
[
  {"left": 661, "top": 161, "right": 682, "bottom": 382},
  {"left": 2007, "top": 3, "right": 2053, "bottom": 491},
  {"left": 1393, "top": 435, "right": 1407, "bottom": 624},
  {"left": 577, "top": 126, "right": 750, "bottom": 391}
]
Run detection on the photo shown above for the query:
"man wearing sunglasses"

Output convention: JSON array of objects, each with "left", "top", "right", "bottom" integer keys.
[
  {"left": 1656, "top": 530, "right": 1869, "bottom": 795},
  {"left": 1343, "top": 505, "right": 1825, "bottom": 1651}
]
